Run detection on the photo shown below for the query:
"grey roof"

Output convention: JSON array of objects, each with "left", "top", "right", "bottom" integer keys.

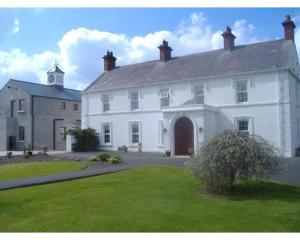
[
  {"left": 10, "top": 80, "right": 81, "bottom": 102},
  {"left": 47, "top": 65, "right": 65, "bottom": 74},
  {"left": 86, "top": 39, "right": 295, "bottom": 92}
]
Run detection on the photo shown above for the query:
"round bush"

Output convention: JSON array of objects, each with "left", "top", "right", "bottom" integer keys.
[
  {"left": 108, "top": 155, "right": 121, "bottom": 164},
  {"left": 190, "top": 130, "right": 280, "bottom": 193},
  {"left": 96, "top": 152, "right": 110, "bottom": 161}
]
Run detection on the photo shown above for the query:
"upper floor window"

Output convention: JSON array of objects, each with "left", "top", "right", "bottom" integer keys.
[
  {"left": 19, "top": 126, "right": 25, "bottom": 141},
  {"left": 130, "top": 91, "right": 139, "bottom": 111},
  {"left": 102, "top": 94, "right": 110, "bottom": 112},
  {"left": 194, "top": 85, "right": 204, "bottom": 104},
  {"left": 60, "top": 102, "right": 66, "bottom": 110},
  {"left": 160, "top": 88, "right": 169, "bottom": 107},
  {"left": 130, "top": 121, "right": 141, "bottom": 145},
  {"left": 236, "top": 80, "right": 248, "bottom": 103},
  {"left": 18, "top": 99, "right": 26, "bottom": 112},
  {"left": 74, "top": 103, "right": 79, "bottom": 111},
  {"left": 102, "top": 123, "right": 112, "bottom": 145}
]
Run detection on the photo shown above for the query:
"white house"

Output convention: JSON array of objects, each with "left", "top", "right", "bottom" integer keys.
[{"left": 82, "top": 15, "right": 300, "bottom": 157}]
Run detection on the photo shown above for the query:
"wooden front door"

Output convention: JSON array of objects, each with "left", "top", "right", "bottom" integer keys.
[{"left": 174, "top": 117, "right": 194, "bottom": 155}]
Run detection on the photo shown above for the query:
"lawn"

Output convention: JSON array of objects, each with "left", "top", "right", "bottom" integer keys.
[
  {"left": 0, "top": 161, "right": 86, "bottom": 181},
  {"left": 0, "top": 166, "right": 299, "bottom": 232}
]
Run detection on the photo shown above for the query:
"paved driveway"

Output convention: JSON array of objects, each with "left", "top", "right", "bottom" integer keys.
[
  {"left": 0, "top": 151, "right": 299, "bottom": 190},
  {"left": 0, "top": 152, "right": 188, "bottom": 191},
  {"left": 271, "top": 157, "right": 300, "bottom": 187}
]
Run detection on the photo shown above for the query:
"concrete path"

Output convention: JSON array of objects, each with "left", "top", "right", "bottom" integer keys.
[{"left": 0, "top": 152, "right": 188, "bottom": 191}]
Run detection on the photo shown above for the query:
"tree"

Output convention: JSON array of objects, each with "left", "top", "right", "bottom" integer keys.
[
  {"left": 70, "top": 128, "right": 100, "bottom": 152},
  {"left": 190, "top": 130, "right": 281, "bottom": 193}
]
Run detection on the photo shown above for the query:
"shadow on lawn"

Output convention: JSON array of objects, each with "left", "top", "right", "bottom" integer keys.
[{"left": 201, "top": 180, "right": 300, "bottom": 202}]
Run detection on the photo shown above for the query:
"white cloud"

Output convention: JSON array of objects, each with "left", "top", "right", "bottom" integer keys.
[
  {"left": 0, "top": 12, "right": 266, "bottom": 90},
  {"left": 293, "top": 15, "right": 300, "bottom": 58},
  {"left": 11, "top": 19, "right": 19, "bottom": 34}
]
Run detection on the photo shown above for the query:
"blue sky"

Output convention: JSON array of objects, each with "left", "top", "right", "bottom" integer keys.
[{"left": 1, "top": 8, "right": 300, "bottom": 89}]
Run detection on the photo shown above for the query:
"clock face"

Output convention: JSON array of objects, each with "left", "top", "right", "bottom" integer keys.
[{"left": 48, "top": 74, "right": 55, "bottom": 83}]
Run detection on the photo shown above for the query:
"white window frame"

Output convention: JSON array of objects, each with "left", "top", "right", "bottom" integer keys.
[
  {"left": 101, "top": 122, "right": 112, "bottom": 145},
  {"left": 129, "top": 121, "right": 141, "bottom": 146},
  {"left": 234, "top": 117, "right": 253, "bottom": 135},
  {"left": 194, "top": 85, "right": 204, "bottom": 104},
  {"left": 158, "top": 120, "right": 164, "bottom": 146},
  {"left": 159, "top": 88, "right": 170, "bottom": 108},
  {"left": 102, "top": 93, "right": 110, "bottom": 112},
  {"left": 235, "top": 80, "right": 248, "bottom": 103},
  {"left": 129, "top": 91, "right": 139, "bottom": 111}
]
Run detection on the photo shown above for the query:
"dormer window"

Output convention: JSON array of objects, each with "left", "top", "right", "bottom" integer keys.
[
  {"left": 102, "top": 93, "right": 110, "bottom": 112},
  {"left": 236, "top": 80, "right": 248, "bottom": 103},
  {"left": 160, "top": 88, "right": 169, "bottom": 107},
  {"left": 194, "top": 85, "right": 204, "bottom": 104}
]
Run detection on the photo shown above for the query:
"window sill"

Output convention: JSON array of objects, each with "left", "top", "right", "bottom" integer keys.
[
  {"left": 18, "top": 111, "right": 25, "bottom": 113},
  {"left": 16, "top": 140, "right": 25, "bottom": 143}
]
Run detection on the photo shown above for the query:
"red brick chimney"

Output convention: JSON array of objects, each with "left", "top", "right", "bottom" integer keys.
[
  {"left": 158, "top": 40, "right": 173, "bottom": 62},
  {"left": 103, "top": 51, "right": 117, "bottom": 71},
  {"left": 282, "top": 15, "right": 296, "bottom": 41},
  {"left": 221, "top": 26, "right": 236, "bottom": 50}
]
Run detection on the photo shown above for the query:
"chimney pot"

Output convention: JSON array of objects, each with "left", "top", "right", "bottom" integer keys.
[
  {"left": 103, "top": 51, "right": 117, "bottom": 71},
  {"left": 282, "top": 15, "right": 296, "bottom": 41},
  {"left": 158, "top": 40, "right": 173, "bottom": 62},
  {"left": 221, "top": 26, "right": 236, "bottom": 50}
]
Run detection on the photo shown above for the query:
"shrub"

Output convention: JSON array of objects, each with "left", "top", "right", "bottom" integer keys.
[
  {"left": 89, "top": 156, "right": 98, "bottom": 162},
  {"left": 190, "top": 130, "right": 280, "bottom": 193},
  {"left": 41, "top": 144, "right": 49, "bottom": 155},
  {"left": 118, "top": 145, "right": 128, "bottom": 152},
  {"left": 70, "top": 128, "right": 100, "bottom": 152},
  {"left": 22, "top": 152, "right": 30, "bottom": 159},
  {"left": 6, "top": 152, "right": 13, "bottom": 158},
  {"left": 96, "top": 152, "right": 110, "bottom": 161},
  {"left": 108, "top": 155, "right": 121, "bottom": 164}
]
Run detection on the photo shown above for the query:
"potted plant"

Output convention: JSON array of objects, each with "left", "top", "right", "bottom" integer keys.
[{"left": 165, "top": 150, "right": 171, "bottom": 157}]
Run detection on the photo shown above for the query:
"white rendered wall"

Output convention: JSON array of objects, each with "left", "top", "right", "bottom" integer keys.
[{"left": 82, "top": 70, "right": 292, "bottom": 155}]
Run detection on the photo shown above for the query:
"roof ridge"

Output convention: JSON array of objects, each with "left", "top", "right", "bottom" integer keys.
[{"left": 10, "top": 79, "right": 81, "bottom": 92}]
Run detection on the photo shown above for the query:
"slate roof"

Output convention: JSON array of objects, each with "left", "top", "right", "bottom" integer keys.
[
  {"left": 9, "top": 80, "right": 81, "bottom": 102},
  {"left": 85, "top": 39, "right": 295, "bottom": 92}
]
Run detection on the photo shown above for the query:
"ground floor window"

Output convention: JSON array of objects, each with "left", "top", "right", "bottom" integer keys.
[
  {"left": 130, "top": 121, "right": 141, "bottom": 145},
  {"left": 236, "top": 118, "right": 250, "bottom": 135},
  {"left": 102, "top": 123, "right": 112, "bottom": 145},
  {"left": 59, "top": 127, "right": 66, "bottom": 141},
  {"left": 18, "top": 126, "right": 25, "bottom": 141}
]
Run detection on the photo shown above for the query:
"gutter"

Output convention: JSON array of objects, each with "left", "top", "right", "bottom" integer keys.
[{"left": 53, "top": 118, "right": 64, "bottom": 150}]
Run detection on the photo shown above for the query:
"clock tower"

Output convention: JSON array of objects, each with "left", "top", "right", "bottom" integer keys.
[{"left": 47, "top": 62, "right": 65, "bottom": 88}]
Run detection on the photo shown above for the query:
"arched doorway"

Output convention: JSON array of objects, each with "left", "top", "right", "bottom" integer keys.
[{"left": 174, "top": 117, "right": 194, "bottom": 155}]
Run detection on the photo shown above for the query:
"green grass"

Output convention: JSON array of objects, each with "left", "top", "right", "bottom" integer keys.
[
  {"left": 0, "top": 161, "right": 86, "bottom": 181},
  {"left": 0, "top": 166, "right": 299, "bottom": 232}
]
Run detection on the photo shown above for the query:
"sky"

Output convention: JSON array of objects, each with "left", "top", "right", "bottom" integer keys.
[{"left": 1, "top": 8, "right": 300, "bottom": 90}]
